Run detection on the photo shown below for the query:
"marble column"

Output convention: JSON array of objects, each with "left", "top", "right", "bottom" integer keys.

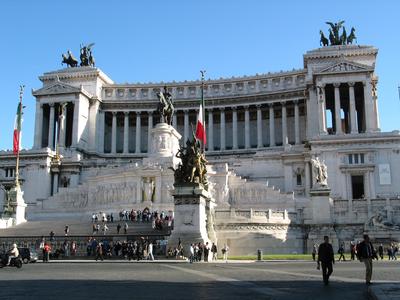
[
  {"left": 304, "top": 161, "right": 310, "bottom": 195},
  {"left": 98, "top": 111, "right": 105, "bottom": 153},
  {"left": 244, "top": 106, "right": 250, "bottom": 149},
  {"left": 363, "top": 81, "right": 373, "bottom": 132},
  {"left": 294, "top": 100, "right": 300, "bottom": 144},
  {"left": 333, "top": 83, "right": 343, "bottom": 135},
  {"left": 123, "top": 112, "right": 129, "bottom": 154},
  {"left": 33, "top": 102, "right": 43, "bottom": 149},
  {"left": 372, "top": 81, "right": 380, "bottom": 131},
  {"left": 281, "top": 102, "right": 288, "bottom": 145},
  {"left": 183, "top": 109, "right": 189, "bottom": 143},
  {"left": 52, "top": 172, "right": 59, "bottom": 195},
  {"left": 172, "top": 113, "right": 177, "bottom": 129},
  {"left": 220, "top": 107, "right": 226, "bottom": 151},
  {"left": 148, "top": 111, "right": 153, "bottom": 153},
  {"left": 256, "top": 105, "right": 263, "bottom": 148},
  {"left": 348, "top": 82, "right": 358, "bottom": 134},
  {"left": 207, "top": 109, "right": 214, "bottom": 151},
  {"left": 317, "top": 86, "right": 327, "bottom": 135},
  {"left": 232, "top": 107, "right": 238, "bottom": 150},
  {"left": 111, "top": 111, "right": 117, "bottom": 154},
  {"left": 135, "top": 111, "right": 141, "bottom": 153},
  {"left": 269, "top": 103, "right": 275, "bottom": 147},
  {"left": 48, "top": 103, "right": 55, "bottom": 149},
  {"left": 72, "top": 101, "right": 80, "bottom": 146},
  {"left": 58, "top": 103, "right": 66, "bottom": 149}
]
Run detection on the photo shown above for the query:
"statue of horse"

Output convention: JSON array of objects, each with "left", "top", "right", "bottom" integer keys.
[
  {"left": 347, "top": 27, "right": 356, "bottom": 44},
  {"left": 61, "top": 51, "right": 78, "bottom": 67},
  {"left": 157, "top": 87, "right": 174, "bottom": 125},
  {"left": 328, "top": 29, "right": 335, "bottom": 45},
  {"left": 319, "top": 30, "right": 329, "bottom": 46},
  {"left": 340, "top": 27, "right": 347, "bottom": 45}
]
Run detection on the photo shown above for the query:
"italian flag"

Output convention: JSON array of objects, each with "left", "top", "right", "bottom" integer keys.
[
  {"left": 13, "top": 102, "right": 22, "bottom": 155},
  {"left": 195, "top": 95, "right": 206, "bottom": 146}
]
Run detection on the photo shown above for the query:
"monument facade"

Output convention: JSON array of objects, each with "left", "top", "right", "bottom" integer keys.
[{"left": 1, "top": 36, "right": 400, "bottom": 254}]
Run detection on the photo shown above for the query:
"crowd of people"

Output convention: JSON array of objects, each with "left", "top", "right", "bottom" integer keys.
[{"left": 312, "top": 240, "right": 399, "bottom": 261}]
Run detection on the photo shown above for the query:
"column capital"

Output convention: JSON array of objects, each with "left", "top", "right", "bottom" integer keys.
[
  {"left": 231, "top": 106, "right": 237, "bottom": 111},
  {"left": 148, "top": 110, "right": 154, "bottom": 115},
  {"left": 136, "top": 111, "right": 141, "bottom": 115},
  {"left": 316, "top": 83, "right": 326, "bottom": 89},
  {"left": 348, "top": 82, "right": 355, "bottom": 87},
  {"left": 207, "top": 108, "right": 213, "bottom": 112},
  {"left": 333, "top": 82, "right": 341, "bottom": 88},
  {"left": 219, "top": 107, "right": 225, "bottom": 111},
  {"left": 268, "top": 102, "right": 274, "bottom": 108},
  {"left": 183, "top": 109, "right": 189, "bottom": 113},
  {"left": 293, "top": 99, "right": 299, "bottom": 105},
  {"left": 124, "top": 111, "right": 130, "bottom": 116},
  {"left": 244, "top": 105, "right": 250, "bottom": 110},
  {"left": 256, "top": 104, "right": 262, "bottom": 109},
  {"left": 280, "top": 101, "right": 286, "bottom": 107},
  {"left": 112, "top": 111, "right": 117, "bottom": 116},
  {"left": 49, "top": 103, "right": 55, "bottom": 107}
]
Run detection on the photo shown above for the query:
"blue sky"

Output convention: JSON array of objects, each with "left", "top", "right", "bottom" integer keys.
[{"left": 0, "top": 0, "right": 399, "bottom": 150}]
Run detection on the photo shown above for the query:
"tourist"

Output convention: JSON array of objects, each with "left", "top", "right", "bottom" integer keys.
[
  {"left": 49, "top": 230, "right": 55, "bottom": 242},
  {"left": 71, "top": 241, "right": 77, "bottom": 256},
  {"left": 95, "top": 242, "right": 104, "bottom": 261},
  {"left": 312, "top": 244, "right": 318, "bottom": 261},
  {"left": 222, "top": 244, "right": 229, "bottom": 262},
  {"left": 124, "top": 222, "right": 128, "bottom": 234},
  {"left": 63, "top": 240, "right": 70, "bottom": 257},
  {"left": 147, "top": 241, "right": 154, "bottom": 261},
  {"left": 393, "top": 243, "right": 398, "bottom": 260},
  {"left": 86, "top": 238, "right": 92, "bottom": 256},
  {"left": 189, "top": 244, "right": 195, "bottom": 263},
  {"left": 117, "top": 223, "right": 121, "bottom": 234},
  {"left": 92, "top": 213, "right": 96, "bottom": 223},
  {"left": 92, "top": 224, "right": 97, "bottom": 235},
  {"left": 378, "top": 244, "right": 384, "bottom": 260},
  {"left": 211, "top": 242, "right": 218, "bottom": 261},
  {"left": 6, "top": 243, "right": 19, "bottom": 266},
  {"left": 204, "top": 242, "right": 210, "bottom": 262},
  {"left": 350, "top": 242, "right": 356, "bottom": 260},
  {"left": 102, "top": 224, "right": 109, "bottom": 235},
  {"left": 110, "top": 213, "right": 114, "bottom": 223},
  {"left": 43, "top": 243, "right": 51, "bottom": 263},
  {"left": 338, "top": 243, "right": 346, "bottom": 261},
  {"left": 64, "top": 225, "right": 69, "bottom": 236},
  {"left": 317, "top": 236, "right": 335, "bottom": 285},
  {"left": 356, "top": 234, "right": 375, "bottom": 285}
]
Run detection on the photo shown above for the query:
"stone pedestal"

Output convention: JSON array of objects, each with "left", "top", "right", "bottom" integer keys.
[
  {"left": 0, "top": 184, "right": 27, "bottom": 228},
  {"left": 309, "top": 187, "right": 332, "bottom": 224},
  {"left": 143, "top": 123, "right": 181, "bottom": 169},
  {"left": 168, "top": 183, "right": 217, "bottom": 255}
]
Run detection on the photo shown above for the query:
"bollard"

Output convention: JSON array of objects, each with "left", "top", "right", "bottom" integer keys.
[{"left": 257, "top": 249, "right": 263, "bottom": 261}]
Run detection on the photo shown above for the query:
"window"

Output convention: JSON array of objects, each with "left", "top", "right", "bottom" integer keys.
[
  {"left": 4, "top": 168, "right": 15, "bottom": 178},
  {"left": 296, "top": 174, "right": 302, "bottom": 186},
  {"left": 348, "top": 153, "right": 366, "bottom": 165}
]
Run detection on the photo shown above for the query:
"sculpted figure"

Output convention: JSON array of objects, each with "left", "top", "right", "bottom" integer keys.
[
  {"left": 157, "top": 86, "right": 174, "bottom": 125},
  {"left": 311, "top": 157, "right": 328, "bottom": 187}
]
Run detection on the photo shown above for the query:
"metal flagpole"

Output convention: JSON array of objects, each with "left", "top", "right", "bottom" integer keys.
[
  {"left": 200, "top": 70, "right": 206, "bottom": 152},
  {"left": 15, "top": 85, "right": 25, "bottom": 188}
]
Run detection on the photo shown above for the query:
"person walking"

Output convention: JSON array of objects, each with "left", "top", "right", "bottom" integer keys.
[
  {"left": 204, "top": 242, "right": 210, "bottom": 262},
  {"left": 117, "top": 223, "right": 121, "bottom": 234},
  {"left": 211, "top": 243, "right": 218, "bottom": 261},
  {"left": 357, "top": 234, "right": 375, "bottom": 285},
  {"left": 312, "top": 244, "right": 318, "bottom": 261},
  {"left": 64, "top": 225, "right": 69, "bottom": 236},
  {"left": 378, "top": 244, "right": 384, "bottom": 260},
  {"left": 124, "top": 222, "right": 128, "bottom": 234},
  {"left": 147, "top": 241, "right": 154, "bottom": 261},
  {"left": 222, "top": 244, "right": 229, "bottom": 262},
  {"left": 189, "top": 244, "right": 195, "bottom": 263},
  {"left": 338, "top": 243, "right": 346, "bottom": 261},
  {"left": 350, "top": 242, "right": 356, "bottom": 260},
  {"left": 43, "top": 243, "right": 51, "bottom": 262},
  {"left": 317, "top": 236, "right": 335, "bottom": 285},
  {"left": 95, "top": 242, "right": 104, "bottom": 261},
  {"left": 102, "top": 224, "right": 109, "bottom": 235}
]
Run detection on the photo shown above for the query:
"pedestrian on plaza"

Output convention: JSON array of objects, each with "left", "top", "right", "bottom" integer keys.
[
  {"left": 189, "top": 244, "right": 195, "bottom": 263},
  {"left": 43, "top": 243, "right": 51, "bottom": 262},
  {"left": 204, "top": 242, "right": 210, "bottom": 262},
  {"left": 71, "top": 241, "right": 77, "bottom": 256},
  {"left": 393, "top": 243, "right": 398, "bottom": 260},
  {"left": 211, "top": 242, "right": 218, "bottom": 261},
  {"left": 92, "top": 224, "right": 97, "bottom": 235},
  {"left": 110, "top": 213, "right": 114, "bottom": 223},
  {"left": 317, "top": 235, "right": 335, "bottom": 285},
  {"left": 350, "top": 242, "right": 356, "bottom": 260},
  {"left": 147, "top": 241, "right": 154, "bottom": 261},
  {"left": 124, "top": 222, "right": 128, "bottom": 234},
  {"left": 378, "top": 244, "right": 384, "bottom": 260},
  {"left": 312, "top": 244, "right": 318, "bottom": 261},
  {"left": 356, "top": 234, "right": 375, "bottom": 285},
  {"left": 92, "top": 213, "right": 96, "bottom": 223},
  {"left": 338, "top": 243, "right": 346, "bottom": 261},
  {"left": 102, "top": 224, "right": 109, "bottom": 235},
  {"left": 49, "top": 231, "right": 55, "bottom": 242},
  {"left": 95, "top": 242, "right": 104, "bottom": 261},
  {"left": 222, "top": 244, "right": 229, "bottom": 262},
  {"left": 64, "top": 225, "right": 69, "bottom": 236},
  {"left": 117, "top": 223, "right": 121, "bottom": 234}
]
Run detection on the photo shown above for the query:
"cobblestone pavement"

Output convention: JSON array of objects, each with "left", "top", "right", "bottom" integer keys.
[{"left": 0, "top": 260, "right": 399, "bottom": 300}]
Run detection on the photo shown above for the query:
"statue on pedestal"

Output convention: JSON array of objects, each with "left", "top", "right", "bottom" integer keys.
[
  {"left": 319, "top": 21, "right": 357, "bottom": 46},
  {"left": 61, "top": 50, "right": 78, "bottom": 68},
  {"left": 157, "top": 86, "right": 174, "bottom": 125},
  {"left": 311, "top": 157, "right": 328, "bottom": 188}
]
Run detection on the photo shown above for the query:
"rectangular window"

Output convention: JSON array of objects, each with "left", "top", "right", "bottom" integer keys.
[
  {"left": 348, "top": 154, "right": 353, "bottom": 164},
  {"left": 296, "top": 174, "right": 302, "bottom": 186},
  {"left": 360, "top": 153, "right": 364, "bottom": 164},
  {"left": 354, "top": 154, "right": 359, "bottom": 164}
]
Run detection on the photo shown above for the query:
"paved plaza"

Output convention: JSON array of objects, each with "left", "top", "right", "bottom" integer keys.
[{"left": 0, "top": 260, "right": 399, "bottom": 300}]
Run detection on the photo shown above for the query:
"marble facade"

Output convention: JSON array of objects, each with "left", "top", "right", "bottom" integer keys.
[{"left": 1, "top": 44, "right": 400, "bottom": 254}]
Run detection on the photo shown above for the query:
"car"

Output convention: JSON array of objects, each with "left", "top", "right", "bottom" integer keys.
[{"left": 18, "top": 247, "right": 38, "bottom": 264}]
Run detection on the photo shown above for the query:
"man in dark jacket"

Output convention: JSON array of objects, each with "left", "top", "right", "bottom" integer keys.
[
  {"left": 317, "top": 236, "right": 335, "bottom": 285},
  {"left": 356, "top": 234, "right": 374, "bottom": 285}
]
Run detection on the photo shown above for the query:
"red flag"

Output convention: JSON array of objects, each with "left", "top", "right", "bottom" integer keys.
[
  {"left": 13, "top": 102, "right": 22, "bottom": 154},
  {"left": 195, "top": 99, "right": 206, "bottom": 145}
]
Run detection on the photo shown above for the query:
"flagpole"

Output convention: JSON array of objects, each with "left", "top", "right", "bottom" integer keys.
[
  {"left": 200, "top": 70, "right": 206, "bottom": 152},
  {"left": 15, "top": 85, "right": 24, "bottom": 188}
]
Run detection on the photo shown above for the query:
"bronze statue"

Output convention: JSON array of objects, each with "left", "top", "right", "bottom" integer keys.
[
  {"left": 171, "top": 134, "right": 208, "bottom": 190},
  {"left": 61, "top": 50, "right": 78, "bottom": 67},
  {"left": 157, "top": 86, "right": 174, "bottom": 125},
  {"left": 319, "top": 30, "right": 329, "bottom": 47},
  {"left": 80, "top": 43, "right": 95, "bottom": 67},
  {"left": 347, "top": 27, "right": 356, "bottom": 44},
  {"left": 320, "top": 21, "right": 357, "bottom": 47}
]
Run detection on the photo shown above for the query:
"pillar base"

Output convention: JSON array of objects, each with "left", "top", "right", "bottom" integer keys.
[{"left": 309, "top": 187, "right": 332, "bottom": 224}]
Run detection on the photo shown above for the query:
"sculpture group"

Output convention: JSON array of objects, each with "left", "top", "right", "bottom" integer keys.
[
  {"left": 311, "top": 157, "right": 328, "bottom": 188},
  {"left": 319, "top": 21, "right": 356, "bottom": 46},
  {"left": 172, "top": 135, "right": 208, "bottom": 190},
  {"left": 62, "top": 43, "right": 95, "bottom": 68},
  {"left": 157, "top": 86, "right": 174, "bottom": 125}
]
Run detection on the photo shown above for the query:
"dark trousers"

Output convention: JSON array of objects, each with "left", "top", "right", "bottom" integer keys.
[{"left": 321, "top": 261, "right": 333, "bottom": 284}]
